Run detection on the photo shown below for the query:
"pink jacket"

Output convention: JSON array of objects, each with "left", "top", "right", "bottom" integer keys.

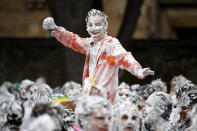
[{"left": 52, "top": 27, "right": 143, "bottom": 102}]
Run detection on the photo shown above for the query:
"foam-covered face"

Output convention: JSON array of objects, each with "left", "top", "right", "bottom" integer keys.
[
  {"left": 37, "top": 88, "right": 52, "bottom": 103},
  {"left": 7, "top": 101, "right": 24, "bottom": 129},
  {"left": 117, "top": 89, "right": 130, "bottom": 102},
  {"left": 118, "top": 108, "right": 140, "bottom": 131},
  {"left": 86, "top": 16, "right": 107, "bottom": 41},
  {"left": 85, "top": 107, "right": 111, "bottom": 131},
  {"left": 0, "top": 95, "right": 24, "bottom": 129},
  {"left": 144, "top": 97, "right": 161, "bottom": 124},
  {"left": 19, "top": 84, "right": 37, "bottom": 101},
  {"left": 61, "top": 81, "right": 82, "bottom": 101}
]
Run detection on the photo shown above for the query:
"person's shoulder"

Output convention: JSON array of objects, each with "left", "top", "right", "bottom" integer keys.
[
  {"left": 85, "top": 37, "right": 91, "bottom": 42},
  {"left": 105, "top": 36, "right": 120, "bottom": 44}
]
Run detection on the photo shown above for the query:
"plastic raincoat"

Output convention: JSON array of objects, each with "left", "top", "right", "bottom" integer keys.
[{"left": 52, "top": 27, "right": 143, "bottom": 102}]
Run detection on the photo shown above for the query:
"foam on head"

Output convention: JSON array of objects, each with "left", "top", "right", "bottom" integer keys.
[
  {"left": 31, "top": 103, "right": 65, "bottom": 130},
  {"left": 75, "top": 95, "right": 111, "bottom": 129},
  {"left": 0, "top": 81, "right": 24, "bottom": 130},
  {"left": 27, "top": 114, "right": 57, "bottom": 131},
  {"left": 113, "top": 101, "right": 140, "bottom": 131},
  {"left": 145, "top": 92, "right": 172, "bottom": 122},
  {"left": 151, "top": 78, "right": 167, "bottom": 93},
  {"left": 174, "top": 77, "right": 197, "bottom": 107},
  {"left": 85, "top": 9, "right": 108, "bottom": 27},
  {"left": 115, "top": 82, "right": 131, "bottom": 103},
  {"left": 61, "top": 81, "right": 82, "bottom": 101}
]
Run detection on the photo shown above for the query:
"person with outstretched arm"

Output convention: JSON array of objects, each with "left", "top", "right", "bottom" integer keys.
[{"left": 43, "top": 9, "right": 154, "bottom": 102}]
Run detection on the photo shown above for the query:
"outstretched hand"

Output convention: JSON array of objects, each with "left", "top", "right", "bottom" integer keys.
[
  {"left": 43, "top": 17, "right": 57, "bottom": 30},
  {"left": 138, "top": 68, "right": 154, "bottom": 79},
  {"left": 142, "top": 68, "right": 154, "bottom": 77}
]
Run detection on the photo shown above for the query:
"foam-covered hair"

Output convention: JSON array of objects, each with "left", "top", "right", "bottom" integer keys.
[
  {"left": 0, "top": 81, "right": 24, "bottom": 130},
  {"left": 171, "top": 75, "right": 191, "bottom": 91},
  {"left": 31, "top": 103, "right": 65, "bottom": 130},
  {"left": 85, "top": 9, "right": 108, "bottom": 27},
  {"left": 136, "top": 84, "right": 154, "bottom": 100},
  {"left": 118, "top": 82, "right": 130, "bottom": 91},
  {"left": 187, "top": 104, "right": 197, "bottom": 131},
  {"left": 27, "top": 114, "right": 57, "bottom": 131},
  {"left": 151, "top": 78, "right": 167, "bottom": 93},
  {"left": 61, "top": 81, "right": 82, "bottom": 101},
  {"left": 147, "top": 92, "right": 172, "bottom": 120},
  {"left": 113, "top": 101, "right": 139, "bottom": 120},
  {"left": 75, "top": 95, "right": 111, "bottom": 129},
  {"left": 136, "top": 79, "right": 167, "bottom": 100}
]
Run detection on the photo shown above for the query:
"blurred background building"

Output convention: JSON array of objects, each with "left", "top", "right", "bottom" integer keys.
[{"left": 0, "top": 0, "right": 197, "bottom": 89}]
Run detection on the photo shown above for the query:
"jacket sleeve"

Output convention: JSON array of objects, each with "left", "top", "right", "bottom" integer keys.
[
  {"left": 110, "top": 38, "right": 144, "bottom": 79},
  {"left": 51, "top": 26, "right": 88, "bottom": 55}
]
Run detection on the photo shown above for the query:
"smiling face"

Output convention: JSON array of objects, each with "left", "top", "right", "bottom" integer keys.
[{"left": 86, "top": 16, "right": 107, "bottom": 41}]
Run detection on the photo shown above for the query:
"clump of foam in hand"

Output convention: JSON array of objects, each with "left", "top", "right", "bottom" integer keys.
[{"left": 43, "top": 17, "right": 57, "bottom": 30}]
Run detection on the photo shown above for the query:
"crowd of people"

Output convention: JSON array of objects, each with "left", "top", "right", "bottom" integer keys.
[{"left": 0, "top": 75, "right": 197, "bottom": 131}]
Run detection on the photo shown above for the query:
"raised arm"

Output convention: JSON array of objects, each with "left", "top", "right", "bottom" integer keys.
[
  {"left": 111, "top": 38, "right": 154, "bottom": 79},
  {"left": 43, "top": 17, "right": 88, "bottom": 54}
]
